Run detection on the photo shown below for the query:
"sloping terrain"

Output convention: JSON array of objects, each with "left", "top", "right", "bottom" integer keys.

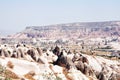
[
  {"left": 0, "top": 45, "right": 120, "bottom": 80},
  {"left": 10, "top": 21, "right": 120, "bottom": 39},
  {"left": 0, "top": 54, "right": 119, "bottom": 80}
]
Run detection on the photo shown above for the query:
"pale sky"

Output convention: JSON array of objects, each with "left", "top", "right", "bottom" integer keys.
[{"left": 0, "top": 0, "right": 120, "bottom": 36}]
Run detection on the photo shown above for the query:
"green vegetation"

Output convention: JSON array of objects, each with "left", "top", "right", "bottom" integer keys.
[
  {"left": 0, "top": 64, "right": 12, "bottom": 80},
  {"left": 99, "top": 46, "right": 112, "bottom": 49},
  {"left": 42, "top": 72, "right": 62, "bottom": 80}
]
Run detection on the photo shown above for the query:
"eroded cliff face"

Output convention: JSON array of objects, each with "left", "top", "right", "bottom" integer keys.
[
  {"left": 0, "top": 45, "right": 119, "bottom": 80},
  {"left": 1, "top": 21, "right": 120, "bottom": 80},
  {"left": 10, "top": 21, "right": 120, "bottom": 39}
]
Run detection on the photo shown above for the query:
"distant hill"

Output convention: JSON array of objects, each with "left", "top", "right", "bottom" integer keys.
[{"left": 9, "top": 21, "right": 120, "bottom": 39}]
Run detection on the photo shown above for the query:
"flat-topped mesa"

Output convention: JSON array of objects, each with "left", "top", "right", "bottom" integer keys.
[
  {"left": 28, "top": 21, "right": 120, "bottom": 34},
  {"left": 26, "top": 21, "right": 120, "bottom": 29},
  {"left": 8, "top": 21, "right": 120, "bottom": 39}
]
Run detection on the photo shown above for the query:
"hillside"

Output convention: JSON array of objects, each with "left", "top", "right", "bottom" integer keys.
[
  {"left": 0, "top": 44, "right": 119, "bottom": 80},
  {"left": 0, "top": 21, "right": 120, "bottom": 80},
  {"left": 9, "top": 21, "right": 120, "bottom": 39}
]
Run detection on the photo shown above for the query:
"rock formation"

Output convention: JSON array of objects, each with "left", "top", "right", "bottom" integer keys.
[
  {"left": 9, "top": 21, "right": 120, "bottom": 39},
  {"left": 0, "top": 45, "right": 119, "bottom": 80}
]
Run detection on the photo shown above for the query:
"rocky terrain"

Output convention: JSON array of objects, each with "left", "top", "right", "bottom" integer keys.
[
  {"left": 0, "top": 44, "right": 120, "bottom": 80},
  {"left": 0, "top": 21, "right": 120, "bottom": 80},
  {"left": 9, "top": 21, "right": 120, "bottom": 39}
]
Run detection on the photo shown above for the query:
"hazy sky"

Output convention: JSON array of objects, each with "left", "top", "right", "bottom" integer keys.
[{"left": 0, "top": 0, "right": 120, "bottom": 36}]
